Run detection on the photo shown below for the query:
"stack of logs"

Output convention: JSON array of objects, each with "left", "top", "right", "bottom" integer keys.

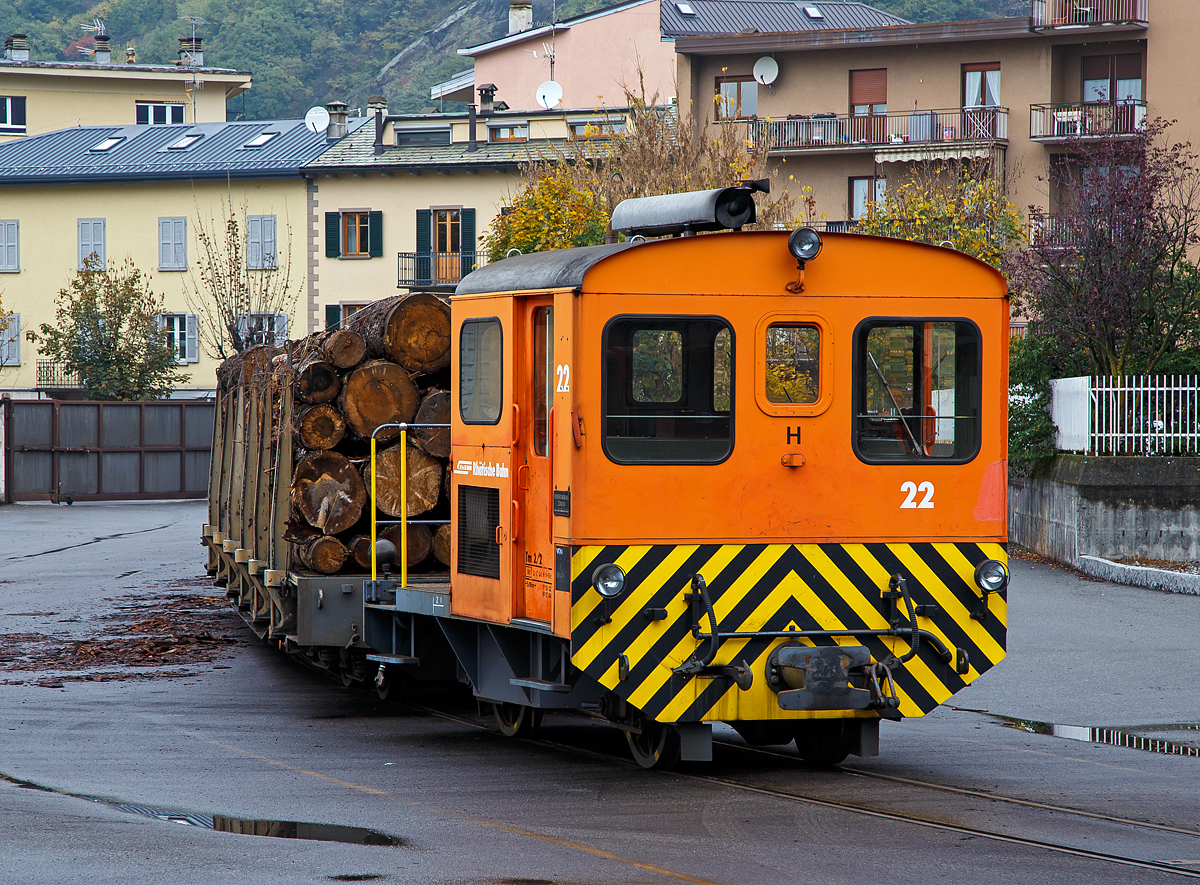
[{"left": 222, "top": 292, "right": 454, "bottom": 576}]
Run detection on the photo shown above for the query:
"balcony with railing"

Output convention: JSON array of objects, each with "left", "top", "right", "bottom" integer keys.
[
  {"left": 752, "top": 107, "right": 1008, "bottom": 156},
  {"left": 397, "top": 251, "right": 489, "bottom": 290},
  {"left": 1029, "top": 214, "right": 1084, "bottom": 249},
  {"left": 36, "top": 360, "right": 81, "bottom": 390},
  {"left": 1031, "top": 0, "right": 1148, "bottom": 28},
  {"left": 1030, "top": 100, "right": 1147, "bottom": 142}
]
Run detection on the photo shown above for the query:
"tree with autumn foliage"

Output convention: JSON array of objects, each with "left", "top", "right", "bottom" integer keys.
[
  {"left": 1007, "top": 119, "right": 1200, "bottom": 377},
  {"left": 856, "top": 158, "right": 1025, "bottom": 269},
  {"left": 484, "top": 76, "right": 804, "bottom": 261}
]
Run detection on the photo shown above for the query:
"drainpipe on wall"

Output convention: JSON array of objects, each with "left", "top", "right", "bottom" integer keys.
[{"left": 467, "top": 104, "right": 477, "bottom": 153}]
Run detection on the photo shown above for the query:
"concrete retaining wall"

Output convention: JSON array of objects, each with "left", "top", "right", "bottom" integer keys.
[{"left": 1009, "top": 456, "right": 1200, "bottom": 566}]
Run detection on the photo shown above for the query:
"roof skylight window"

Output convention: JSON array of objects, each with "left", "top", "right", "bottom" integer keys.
[
  {"left": 166, "top": 133, "right": 203, "bottom": 151},
  {"left": 803, "top": 5, "right": 824, "bottom": 18},
  {"left": 675, "top": 2, "right": 697, "bottom": 14},
  {"left": 90, "top": 136, "right": 124, "bottom": 152},
  {"left": 243, "top": 131, "right": 279, "bottom": 148}
]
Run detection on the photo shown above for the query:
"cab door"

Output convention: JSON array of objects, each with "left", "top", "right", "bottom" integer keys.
[{"left": 514, "top": 298, "right": 555, "bottom": 622}]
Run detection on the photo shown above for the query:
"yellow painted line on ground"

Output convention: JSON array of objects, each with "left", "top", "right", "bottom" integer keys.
[{"left": 184, "top": 732, "right": 723, "bottom": 885}]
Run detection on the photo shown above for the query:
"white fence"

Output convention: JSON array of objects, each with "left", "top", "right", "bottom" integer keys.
[{"left": 1050, "top": 375, "right": 1200, "bottom": 455}]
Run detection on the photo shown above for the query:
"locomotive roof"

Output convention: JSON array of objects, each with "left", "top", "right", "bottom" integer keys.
[{"left": 454, "top": 242, "right": 639, "bottom": 296}]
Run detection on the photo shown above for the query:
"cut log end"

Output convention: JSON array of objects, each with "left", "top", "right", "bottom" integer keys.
[
  {"left": 363, "top": 443, "right": 443, "bottom": 519},
  {"left": 340, "top": 359, "right": 419, "bottom": 441},
  {"left": 414, "top": 389, "right": 451, "bottom": 458},
  {"left": 433, "top": 524, "right": 451, "bottom": 567},
  {"left": 296, "top": 359, "right": 341, "bottom": 404},
  {"left": 291, "top": 451, "right": 366, "bottom": 534},
  {"left": 294, "top": 403, "right": 346, "bottom": 450},
  {"left": 323, "top": 328, "right": 367, "bottom": 370},
  {"left": 297, "top": 535, "right": 348, "bottom": 574}
]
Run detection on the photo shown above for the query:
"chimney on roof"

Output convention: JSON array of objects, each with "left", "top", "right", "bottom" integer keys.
[
  {"left": 509, "top": 0, "right": 533, "bottom": 34},
  {"left": 178, "top": 36, "right": 203, "bottom": 67},
  {"left": 4, "top": 34, "right": 30, "bottom": 62},
  {"left": 369, "top": 96, "right": 388, "bottom": 154},
  {"left": 125, "top": 45, "right": 136, "bottom": 64},
  {"left": 93, "top": 34, "right": 111, "bottom": 64},
  {"left": 477, "top": 84, "right": 497, "bottom": 115},
  {"left": 326, "top": 101, "right": 349, "bottom": 140}
]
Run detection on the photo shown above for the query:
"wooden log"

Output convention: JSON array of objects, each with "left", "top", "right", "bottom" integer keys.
[
  {"left": 296, "top": 358, "right": 341, "bottom": 404},
  {"left": 297, "top": 535, "right": 348, "bottom": 574},
  {"left": 381, "top": 523, "right": 432, "bottom": 568},
  {"left": 344, "top": 292, "right": 451, "bottom": 373},
  {"left": 348, "top": 534, "right": 373, "bottom": 571},
  {"left": 340, "top": 359, "right": 420, "bottom": 442},
  {"left": 216, "top": 345, "right": 281, "bottom": 390},
  {"left": 292, "top": 403, "right": 346, "bottom": 450},
  {"left": 291, "top": 450, "right": 366, "bottom": 534},
  {"left": 413, "top": 389, "right": 450, "bottom": 458},
  {"left": 432, "top": 524, "right": 451, "bottom": 567},
  {"left": 363, "top": 443, "right": 442, "bottom": 518},
  {"left": 322, "top": 328, "right": 367, "bottom": 370}
]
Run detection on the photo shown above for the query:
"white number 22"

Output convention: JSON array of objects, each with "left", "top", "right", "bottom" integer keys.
[
  {"left": 900, "top": 481, "right": 935, "bottom": 509},
  {"left": 555, "top": 364, "right": 570, "bottom": 393}
]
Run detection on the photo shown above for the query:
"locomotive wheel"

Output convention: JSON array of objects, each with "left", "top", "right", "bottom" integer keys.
[
  {"left": 794, "top": 719, "right": 851, "bottom": 767},
  {"left": 626, "top": 719, "right": 681, "bottom": 770},
  {"left": 374, "top": 664, "right": 402, "bottom": 701},
  {"left": 493, "top": 702, "right": 540, "bottom": 737}
]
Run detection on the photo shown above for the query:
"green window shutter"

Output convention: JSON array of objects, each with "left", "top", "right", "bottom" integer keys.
[
  {"left": 368, "top": 210, "right": 383, "bottom": 258},
  {"left": 415, "top": 209, "right": 432, "bottom": 285},
  {"left": 325, "top": 304, "right": 341, "bottom": 329},
  {"left": 460, "top": 208, "right": 476, "bottom": 280},
  {"left": 325, "top": 212, "right": 341, "bottom": 258}
]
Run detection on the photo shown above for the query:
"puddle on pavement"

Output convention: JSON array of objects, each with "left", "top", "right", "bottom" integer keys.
[
  {"left": 0, "top": 772, "right": 402, "bottom": 845},
  {"left": 995, "top": 716, "right": 1200, "bottom": 758}
]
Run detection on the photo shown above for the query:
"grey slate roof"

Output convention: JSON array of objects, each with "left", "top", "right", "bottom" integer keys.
[
  {"left": 661, "top": 0, "right": 909, "bottom": 37},
  {"left": 0, "top": 118, "right": 368, "bottom": 185},
  {"left": 456, "top": 242, "right": 639, "bottom": 295},
  {"left": 305, "top": 118, "right": 610, "bottom": 172}
]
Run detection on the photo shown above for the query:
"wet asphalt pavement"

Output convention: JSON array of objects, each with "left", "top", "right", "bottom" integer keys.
[{"left": 1, "top": 500, "right": 1198, "bottom": 885}]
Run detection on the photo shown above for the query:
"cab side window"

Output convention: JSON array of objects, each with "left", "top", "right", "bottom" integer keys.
[
  {"left": 603, "top": 316, "right": 734, "bottom": 464},
  {"left": 460, "top": 319, "right": 503, "bottom": 424},
  {"left": 765, "top": 324, "right": 819, "bottom": 404},
  {"left": 853, "top": 318, "right": 980, "bottom": 463}
]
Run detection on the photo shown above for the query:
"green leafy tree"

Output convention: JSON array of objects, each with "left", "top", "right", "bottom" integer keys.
[
  {"left": 856, "top": 159, "right": 1025, "bottom": 269},
  {"left": 482, "top": 170, "right": 608, "bottom": 259},
  {"left": 31, "top": 257, "right": 188, "bottom": 400}
]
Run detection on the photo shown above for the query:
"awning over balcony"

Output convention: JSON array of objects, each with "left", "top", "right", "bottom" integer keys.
[{"left": 874, "top": 144, "right": 997, "bottom": 163}]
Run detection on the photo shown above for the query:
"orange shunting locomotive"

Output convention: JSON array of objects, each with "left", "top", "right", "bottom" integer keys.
[{"left": 350, "top": 185, "right": 1009, "bottom": 768}]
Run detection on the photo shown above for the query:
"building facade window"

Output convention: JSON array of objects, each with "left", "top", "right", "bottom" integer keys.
[
  {"left": 716, "top": 76, "right": 757, "bottom": 120},
  {"left": 247, "top": 215, "right": 277, "bottom": 269},
  {"left": 158, "top": 217, "right": 187, "bottom": 270},
  {"left": 0, "top": 96, "right": 26, "bottom": 135},
  {"left": 395, "top": 127, "right": 451, "bottom": 146},
  {"left": 136, "top": 102, "right": 185, "bottom": 125},
  {"left": 569, "top": 118, "right": 626, "bottom": 138},
  {"left": 324, "top": 303, "right": 368, "bottom": 329},
  {"left": 236, "top": 312, "right": 289, "bottom": 347},
  {"left": 78, "top": 218, "right": 106, "bottom": 269},
  {"left": 0, "top": 313, "right": 19, "bottom": 366},
  {"left": 1083, "top": 53, "right": 1143, "bottom": 103},
  {"left": 326, "top": 211, "right": 382, "bottom": 258},
  {"left": 158, "top": 313, "right": 199, "bottom": 363},
  {"left": 963, "top": 63, "right": 1001, "bottom": 108},
  {"left": 849, "top": 176, "right": 886, "bottom": 220},
  {"left": 0, "top": 220, "right": 18, "bottom": 272},
  {"left": 489, "top": 123, "right": 529, "bottom": 142}
]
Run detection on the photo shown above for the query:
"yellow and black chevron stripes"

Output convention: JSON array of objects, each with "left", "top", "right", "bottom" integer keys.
[{"left": 570, "top": 542, "right": 1007, "bottom": 724}]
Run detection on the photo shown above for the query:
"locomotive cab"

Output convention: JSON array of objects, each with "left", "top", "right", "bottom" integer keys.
[{"left": 432, "top": 214, "right": 1009, "bottom": 768}]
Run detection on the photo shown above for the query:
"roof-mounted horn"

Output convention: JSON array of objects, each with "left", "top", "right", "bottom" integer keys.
[{"left": 611, "top": 183, "right": 766, "bottom": 238}]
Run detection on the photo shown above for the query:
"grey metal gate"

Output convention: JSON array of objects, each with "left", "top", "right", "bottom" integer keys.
[{"left": 2, "top": 399, "right": 214, "bottom": 503}]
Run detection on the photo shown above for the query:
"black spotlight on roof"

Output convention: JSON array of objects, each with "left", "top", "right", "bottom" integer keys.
[
  {"left": 785, "top": 227, "right": 822, "bottom": 294},
  {"left": 788, "top": 227, "right": 823, "bottom": 265}
]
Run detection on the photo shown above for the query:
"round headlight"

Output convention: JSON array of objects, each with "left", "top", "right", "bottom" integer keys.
[
  {"left": 787, "top": 227, "right": 823, "bottom": 263},
  {"left": 592, "top": 563, "right": 626, "bottom": 599},
  {"left": 974, "top": 559, "right": 1009, "bottom": 593}
]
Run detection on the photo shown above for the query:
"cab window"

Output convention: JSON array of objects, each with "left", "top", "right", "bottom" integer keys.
[
  {"left": 765, "top": 324, "right": 819, "bottom": 404},
  {"left": 853, "top": 318, "right": 980, "bottom": 463},
  {"left": 460, "top": 319, "right": 502, "bottom": 424},
  {"left": 603, "top": 316, "right": 734, "bottom": 464}
]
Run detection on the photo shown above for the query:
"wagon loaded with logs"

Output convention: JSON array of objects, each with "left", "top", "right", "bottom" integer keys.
[{"left": 203, "top": 292, "right": 453, "bottom": 663}]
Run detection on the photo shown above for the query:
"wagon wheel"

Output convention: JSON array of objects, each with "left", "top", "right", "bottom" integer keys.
[
  {"left": 794, "top": 719, "right": 850, "bottom": 767},
  {"left": 626, "top": 718, "right": 681, "bottom": 770},
  {"left": 492, "top": 702, "right": 541, "bottom": 737}
]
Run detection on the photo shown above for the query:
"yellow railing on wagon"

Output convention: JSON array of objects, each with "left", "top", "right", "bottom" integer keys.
[{"left": 369, "top": 421, "right": 451, "bottom": 588}]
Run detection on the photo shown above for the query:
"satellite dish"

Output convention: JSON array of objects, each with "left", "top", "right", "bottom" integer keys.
[
  {"left": 753, "top": 56, "right": 779, "bottom": 86},
  {"left": 304, "top": 106, "right": 330, "bottom": 134},
  {"left": 535, "top": 80, "right": 563, "bottom": 110}
]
